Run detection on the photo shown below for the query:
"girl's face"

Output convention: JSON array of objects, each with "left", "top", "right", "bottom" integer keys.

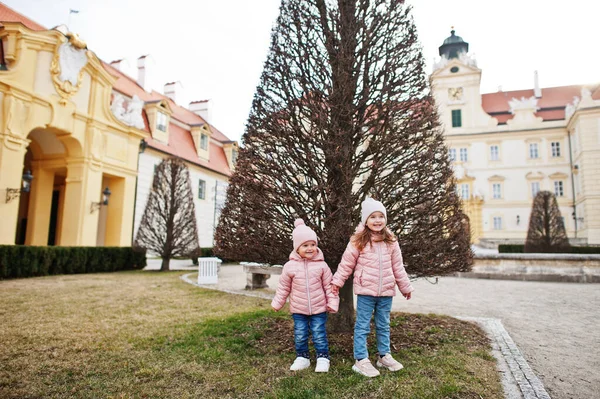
[
  {"left": 366, "top": 211, "right": 386, "bottom": 232},
  {"left": 297, "top": 241, "right": 317, "bottom": 259}
]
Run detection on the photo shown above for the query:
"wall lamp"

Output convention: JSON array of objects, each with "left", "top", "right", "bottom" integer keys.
[
  {"left": 139, "top": 138, "right": 148, "bottom": 154},
  {"left": 516, "top": 215, "right": 520, "bottom": 225},
  {"left": 5, "top": 170, "right": 34, "bottom": 203},
  {"left": 90, "top": 187, "right": 111, "bottom": 213}
]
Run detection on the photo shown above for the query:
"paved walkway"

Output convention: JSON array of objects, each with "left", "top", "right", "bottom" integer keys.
[{"left": 148, "top": 261, "right": 600, "bottom": 399}]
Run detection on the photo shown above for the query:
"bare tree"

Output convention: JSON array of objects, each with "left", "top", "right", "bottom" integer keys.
[
  {"left": 525, "top": 191, "right": 570, "bottom": 253},
  {"left": 215, "top": 0, "right": 472, "bottom": 331},
  {"left": 135, "top": 158, "right": 200, "bottom": 271}
]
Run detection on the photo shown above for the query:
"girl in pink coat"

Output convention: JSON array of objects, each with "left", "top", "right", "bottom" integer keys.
[
  {"left": 331, "top": 198, "right": 414, "bottom": 378},
  {"left": 271, "top": 219, "right": 339, "bottom": 373}
]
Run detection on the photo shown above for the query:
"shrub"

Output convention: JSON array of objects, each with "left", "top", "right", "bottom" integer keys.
[
  {"left": 498, "top": 244, "right": 524, "bottom": 253},
  {"left": 0, "top": 246, "right": 147, "bottom": 280},
  {"left": 498, "top": 244, "right": 600, "bottom": 254}
]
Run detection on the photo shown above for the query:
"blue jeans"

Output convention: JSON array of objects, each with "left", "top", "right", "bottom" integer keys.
[
  {"left": 292, "top": 312, "right": 329, "bottom": 359},
  {"left": 354, "top": 295, "right": 393, "bottom": 360}
]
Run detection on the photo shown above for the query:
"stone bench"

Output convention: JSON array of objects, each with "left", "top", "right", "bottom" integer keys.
[{"left": 241, "top": 262, "right": 283, "bottom": 290}]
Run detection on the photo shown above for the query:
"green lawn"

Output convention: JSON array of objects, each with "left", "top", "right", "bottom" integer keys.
[{"left": 0, "top": 271, "right": 503, "bottom": 398}]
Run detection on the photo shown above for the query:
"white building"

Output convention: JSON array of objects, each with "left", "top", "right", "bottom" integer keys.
[
  {"left": 431, "top": 30, "right": 600, "bottom": 246},
  {"left": 107, "top": 59, "right": 237, "bottom": 249}
]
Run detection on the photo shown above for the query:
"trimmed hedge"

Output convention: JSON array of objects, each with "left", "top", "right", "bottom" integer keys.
[
  {"left": 0, "top": 246, "right": 147, "bottom": 280},
  {"left": 498, "top": 244, "right": 600, "bottom": 254},
  {"left": 498, "top": 244, "right": 524, "bottom": 253}
]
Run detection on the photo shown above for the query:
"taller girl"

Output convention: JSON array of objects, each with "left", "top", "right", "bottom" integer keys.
[{"left": 331, "top": 198, "right": 414, "bottom": 378}]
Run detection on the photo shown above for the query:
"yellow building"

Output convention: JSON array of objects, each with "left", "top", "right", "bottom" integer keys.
[
  {"left": 0, "top": 4, "right": 237, "bottom": 247},
  {"left": 431, "top": 30, "right": 600, "bottom": 246}
]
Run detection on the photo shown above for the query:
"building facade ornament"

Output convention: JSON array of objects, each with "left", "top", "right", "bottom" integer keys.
[
  {"left": 565, "top": 96, "right": 580, "bottom": 121},
  {"left": 111, "top": 93, "right": 145, "bottom": 130},
  {"left": 50, "top": 34, "right": 89, "bottom": 105},
  {"left": 458, "top": 52, "right": 477, "bottom": 68},
  {"left": 508, "top": 96, "right": 539, "bottom": 114}
]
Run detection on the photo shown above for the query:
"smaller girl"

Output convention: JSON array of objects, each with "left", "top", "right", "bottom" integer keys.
[
  {"left": 272, "top": 219, "right": 339, "bottom": 373},
  {"left": 331, "top": 198, "right": 414, "bottom": 378}
]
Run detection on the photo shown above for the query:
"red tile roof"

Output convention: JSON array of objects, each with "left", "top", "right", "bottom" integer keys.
[
  {"left": 482, "top": 84, "right": 600, "bottom": 123},
  {"left": 0, "top": 2, "right": 45, "bottom": 31},
  {"left": 102, "top": 61, "right": 233, "bottom": 176},
  {"left": 146, "top": 124, "right": 231, "bottom": 175}
]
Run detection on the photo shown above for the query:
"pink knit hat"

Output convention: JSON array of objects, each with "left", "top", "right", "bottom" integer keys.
[
  {"left": 292, "top": 218, "right": 318, "bottom": 251},
  {"left": 361, "top": 197, "right": 387, "bottom": 225}
]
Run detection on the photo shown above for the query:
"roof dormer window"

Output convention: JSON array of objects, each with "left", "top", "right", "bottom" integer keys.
[
  {"left": 156, "top": 112, "right": 168, "bottom": 132},
  {"left": 200, "top": 133, "right": 208, "bottom": 150}
]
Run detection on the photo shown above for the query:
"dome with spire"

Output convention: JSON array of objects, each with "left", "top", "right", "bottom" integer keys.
[{"left": 439, "top": 28, "right": 469, "bottom": 59}]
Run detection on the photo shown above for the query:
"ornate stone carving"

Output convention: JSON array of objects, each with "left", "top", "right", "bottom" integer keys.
[
  {"left": 111, "top": 93, "right": 145, "bottom": 130},
  {"left": 433, "top": 55, "right": 448, "bottom": 72},
  {"left": 458, "top": 52, "right": 477, "bottom": 68},
  {"left": 565, "top": 96, "right": 580, "bottom": 120},
  {"left": 508, "top": 96, "right": 539, "bottom": 114},
  {"left": 50, "top": 34, "right": 89, "bottom": 105},
  {"left": 3, "top": 95, "right": 31, "bottom": 136}
]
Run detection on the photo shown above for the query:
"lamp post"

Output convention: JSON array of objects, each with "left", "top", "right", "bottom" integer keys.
[
  {"left": 5, "top": 170, "right": 34, "bottom": 203},
  {"left": 131, "top": 138, "right": 148, "bottom": 242}
]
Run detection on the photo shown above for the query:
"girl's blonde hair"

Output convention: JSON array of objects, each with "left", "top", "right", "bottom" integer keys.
[{"left": 351, "top": 224, "right": 396, "bottom": 252}]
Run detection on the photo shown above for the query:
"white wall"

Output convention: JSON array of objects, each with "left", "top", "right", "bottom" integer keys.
[{"left": 133, "top": 151, "right": 229, "bottom": 249}]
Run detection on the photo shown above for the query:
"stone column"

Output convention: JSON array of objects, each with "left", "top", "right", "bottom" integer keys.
[
  {"left": 58, "top": 159, "right": 103, "bottom": 246},
  {"left": 0, "top": 133, "right": 28, "bottom": 244},
  {"left": 104, "top": 174, "right": 137, "bottom": 246},
  {"left": 25, "top": 162, "right": 55, "bottom": 245}
]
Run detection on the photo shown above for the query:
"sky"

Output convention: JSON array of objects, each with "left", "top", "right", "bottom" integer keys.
[{"left": 5, "top": 0, "right": 599, "bottom": 143}]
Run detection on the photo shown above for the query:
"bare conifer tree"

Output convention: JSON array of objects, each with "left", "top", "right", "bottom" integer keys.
[
  {"left": 135, "top": 158, "right": 200, "bottom": 271},
  {"left": 525, "top": 191, "right": 570, "bottom": 253},
  {"left": 215, "top": 0, "right": 472, "bottom": 331}
]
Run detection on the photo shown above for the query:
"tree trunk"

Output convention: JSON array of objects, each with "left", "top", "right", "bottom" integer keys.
[
  {"left": 161, "top": 257, "right": 170, "bottom": 271},
  {"left": 328, "top": 281, "right": 355, "bottom": 332}
]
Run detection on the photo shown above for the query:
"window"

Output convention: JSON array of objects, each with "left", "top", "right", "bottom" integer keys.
[
  {"left": 200, "top": 133, "right": 208, "bottom": 150},
  {"left": 551, "top": 142, "right": 561, "bottom": 157},
  {"left": 232, "top": 149, "right": 238, "bottom": 164},
  {"left": 461, "top": 184, "right": 470, "bottom": 200},
  {"left": 493, "top": 217, "right": 502, "bottom": 230},
  {"left": 492, "top": 183, "right": 502, "bottom": 199},
  {"left": 531, "top": 182, "right": 540, "bottom": 197},
  {"left": 156, "top": 112, "right": 168, "bottom": 132},
  {"left": 459, "top": 148, "right": 468, "bottom": 162},
  {"left": 448, "top": 148, "right": 456, "bottom": 162},
  {"left": 198, "top": 179, "right": 206, "bottom": 200},
  {"left": 554, "top": 181, "right": 564, "bottom": 197},
  {"left": 451, "top": 109, "right": 462, "bottom": 127},
  {"left": 490, "top": 145, "right": 499, "bottom": 161},
  {"left": 529, "top": 143, "right": 539, "bottom": 159}
]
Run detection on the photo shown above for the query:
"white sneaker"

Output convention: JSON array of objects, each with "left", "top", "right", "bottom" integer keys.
[
  {"left": 352, "top": 358, "right": 380, "bottom": 377},
  {"left": 290, "top": 357, "right": 311, "bottom": 371},
  {"left": 315, "top": 358, "right": 330, "bottom": 372},
  {"left": 376, "top": 353, "right": 404, "bottom": 371}
]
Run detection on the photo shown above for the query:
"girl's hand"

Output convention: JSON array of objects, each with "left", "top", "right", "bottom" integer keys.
[
  {"left": 326, "top": 306, "right": 337, "bottom": 313},
  {"left": 403, "top": 291, "right": 412, "bottom": 300},
  {"left": 331, "top": 284, "right": 340, "bottom": 295}
]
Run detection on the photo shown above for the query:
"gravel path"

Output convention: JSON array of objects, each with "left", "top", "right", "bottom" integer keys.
[{"left": 398, "top": 277, "right": 600, "bottom": 399}]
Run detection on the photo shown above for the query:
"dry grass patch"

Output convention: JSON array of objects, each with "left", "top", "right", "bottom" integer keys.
[{"left": 1, "top": 271, "right": 503, "bottom": 398}]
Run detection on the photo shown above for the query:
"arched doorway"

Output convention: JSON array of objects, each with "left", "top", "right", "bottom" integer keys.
[{"left": 15, "top": 128, "right": 78, "bottom": 246}]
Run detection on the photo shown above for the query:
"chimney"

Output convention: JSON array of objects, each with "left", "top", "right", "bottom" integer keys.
[
  {"left": 110, "top": 59, "right": 125, "bottom": 71},
  {"left": 534, "top": 70, "right": 542, "bottom": 98},
  {"left": 164, "top": 81, "right": 183, "bottom": 103},
  {"left": 189, "top": 100, "right": 212, "bottom": 122},
  {"left": 137, "top": 55, "right": 155, "bottom": 93}
]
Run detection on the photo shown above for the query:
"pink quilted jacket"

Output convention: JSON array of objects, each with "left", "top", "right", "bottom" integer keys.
[
  {"left": 332, "top": 230, "right": 414, "bottom": 297},
  {"left": 271, "top": 248, "right": 339, "bottom": 315}
]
